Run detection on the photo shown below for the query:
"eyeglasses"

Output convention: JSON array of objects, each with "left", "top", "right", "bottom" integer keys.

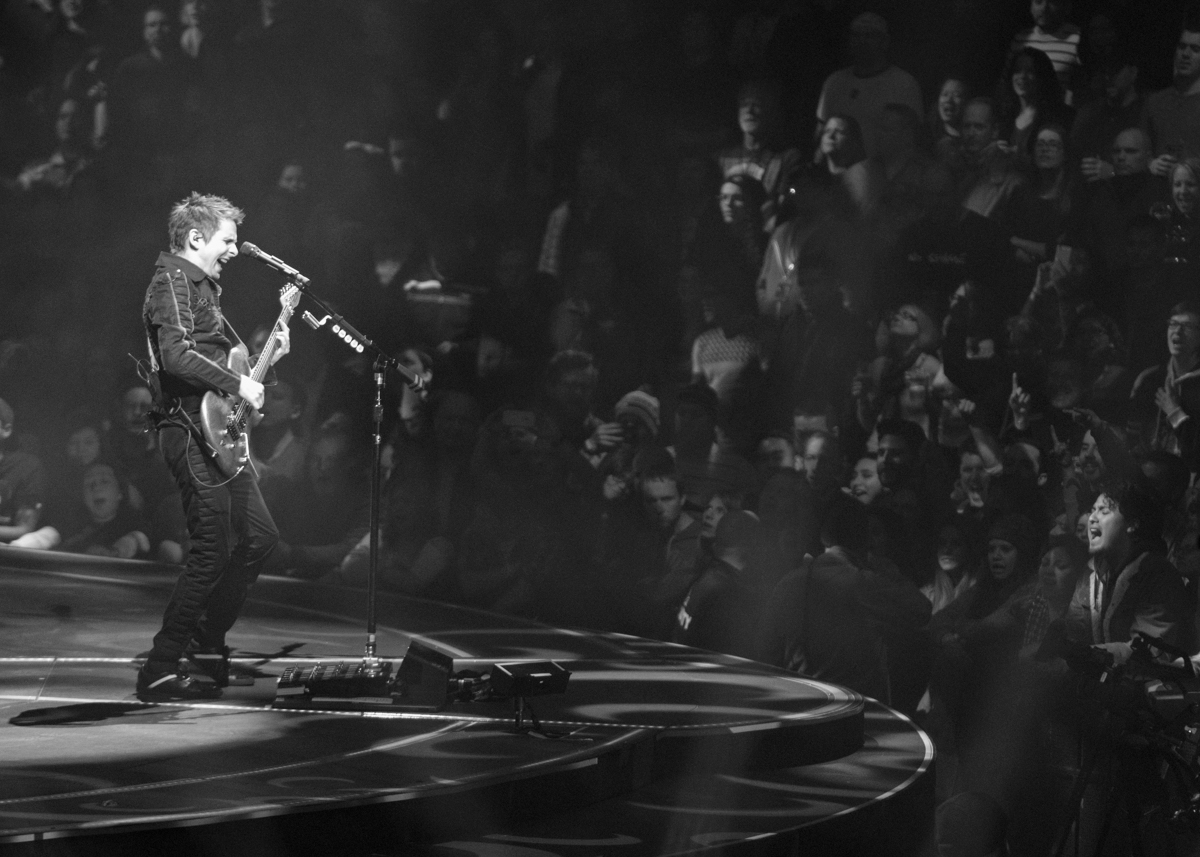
[
  {"left": 1168, "top": 320, "right": 1200, "bottom": 333},
  {"left": 1035, "top": 138, "right": 1064, "bottom": 149}
]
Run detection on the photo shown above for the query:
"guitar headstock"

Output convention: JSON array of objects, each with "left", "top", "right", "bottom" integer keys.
[{"left": 279, "top": 285, "right": 301, "bottom": 318}]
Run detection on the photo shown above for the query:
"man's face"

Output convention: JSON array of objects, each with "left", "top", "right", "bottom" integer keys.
[
  {"left": 67, "top": 426, "right": 101, "bottom": 466},
  {"left": 718, "top": 181, "right": 748, "bottom": 224},
  {"left": 1087, "top": 493, "right": 1127, "bottom": 555},
  {"left": 802, "top": 435, "right": 826, "bottom": 485},
  {"left": 1111, "top": 129, "right": 1150, "bottom": 175},
  {"left": 1175, "top": 31, "right": 1200, "bottom": 84},
  {"left": 1030, "top": 0, "right": 1064, "bottom": 31},
  {"left": 1168, "top": 312, "right": 1200, "bottom": 359},
  {"left": 876, "top": 433, "right": 911, "bottom": 487},
  {"left": 848, "top": 27, "right": 886, "bottom": 68},
  {"left": 83, "top": 465, "right": 122, "bottom": 523},
  {"left": 307, "top": 435, "right": 348, "bottom": 487},
  {"left": 122, "top": 387, "right": 152, "bottom": 433},
  {"left": 960, "top": 103, "right": 997, "bottom": 154},
  {"left": 143, "top": 8, "right": 170, "bottom": 50},
  {"left": 1039, "top": 546, "right": 1079, "bottom": 594},
  {"left": 959, "top": 452, "right": 988, "bottom": 494},
  {"left": 191, "top": 218, "right": 238, "bottom": 279},
  {"left": 643, "top": 478, "right": 682, "bottom": 530}
]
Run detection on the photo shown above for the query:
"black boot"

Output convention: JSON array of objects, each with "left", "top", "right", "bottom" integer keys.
[{"left": 136, "top": 665, "right": 222, "bottom": 702}]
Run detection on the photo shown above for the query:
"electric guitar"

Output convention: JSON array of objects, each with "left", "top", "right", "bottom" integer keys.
[{"left": 200, "top": 285, "right": 300, "bottom": 478}]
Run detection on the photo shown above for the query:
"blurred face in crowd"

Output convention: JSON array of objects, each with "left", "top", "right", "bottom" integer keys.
[
  {"left": 1167, "top": 312, "right": 1200, "bottom": 359},
  {"left": 758, "top": 436, "right": 795, "bottom": 472},
  {"left": 1174, "top": 30, "right": 1200, "bottom": 86},
  {"left": 122, "top": 386, "right": 152, "bottom": 434},
  {"left": 937, "top": 525, "right": 967, "bottom": 573},
  {"left": 701, "top": 494, "right": 728, "bottom": 539},
  {"left": 1075, "top": 431, "right": 1103, "bottom": 484},
  {"left": 802, "top": 434, "right": 827, "bottom": 486},
  {"left": 180, "top": 0, "right": 207, "bottom": 28},
  {"left": 548, "top": 367, "right": 595, "bottom": 422},
  {"left": 83, "top": 464, "right": 122, "bottom": 523},
  {"left": 876, "top": 433, "right": 912, "bottom": 487},
  {"left": 1033, "top": 128, "right": 1066, "bottom": 171},
  {"left": 1104, "top": 64, "right": 1138, "bottom": 106},
  {"left": 738, "top": 92, "right": 764, "bottom": 137},
  {"left": 820, "top": 116, "right": 849, "bottom": 157},
  {"left": 143, "top": 6, "right": 170, "bottom": 51},
  {"left": 1087, "top": 493, "right": 1127, "bottom": 556},
  {"left": 259, "top": 380, "right": 298, "bottom": 429},
  {"left": 1045, "top": 357, "right": 1084, "bottom": 409},
  {"left": 987, "top": 538, "right": 1019, "bottom": 581},
  {"left": 960, "top": 101, "right": 997, "bottom": 154},
  {"left": 307, "top": 433, "right": 349, "bottom": 489},
  {"left": 476, "top": 334, "right": 507, "bottom": 379},
  {"left": 1011, "top": 53, "right": 1038, "bottom": 101},
  {"left": 1172, "top": 164, "right": 1199, "bottom": 217},
  {"left": 432, "top": 392, "right": 480, "bottom": 454},
  {"left": 277, "top": 163, "right": 307, "bottom": 194},
  {"left": 1031, "top": 0, "right": 1065, "bottom": 31},
  {"left": 67, "top": 425, "right": 101, "bottom": 467},
  {"left": 643, "top": 477, "right": 683, "bottom": 530},
  {"left": 937, "top": 79, "right": 968, "bottom": 126},
  {"left": 59, "top": 0, "right": 83, "bottom": 21},
  {"left": 1039, "top": 545, "right": 1080, "bottom": 595},
  {"left": 718, "top": 181, "right": 748, "bottom": 224},
  {"left": 757, "top": 270, "right": 801, "bottom": 318},
  {"left": 1111, "top": 129, "right": 1151, "bottom": 176},
  {"left": 55, "top": 98, "right": 80, "bottom": 144},
  {"left": 959, "top": 451, "right": 989, "bottom": 495},
  {"left": 848, "top": 22, "right": 887, "bottom": 70},
  {"left": 888, "top": 304, "right": 921, "bottom": 338},
  {"left": 848, "top": 456, "right": 883, "bottom": 504}
]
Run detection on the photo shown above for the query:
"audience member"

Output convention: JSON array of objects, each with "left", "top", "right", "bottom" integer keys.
[{"left": 0, "top": 397, "right": 46, "bottom": 544}]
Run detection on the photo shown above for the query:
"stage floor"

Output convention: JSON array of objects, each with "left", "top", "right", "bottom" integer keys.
[{"left": 0, "top": 547, "right": 934, "bottom": 856}]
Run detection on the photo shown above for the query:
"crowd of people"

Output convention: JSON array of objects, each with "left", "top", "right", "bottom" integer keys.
[{"left": 3, "top": 0, "right": 1200, "bottom": 852}]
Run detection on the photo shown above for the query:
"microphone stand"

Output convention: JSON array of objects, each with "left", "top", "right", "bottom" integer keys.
[{"left": 270, "top": 276, "right": 427, "bottom": 705}]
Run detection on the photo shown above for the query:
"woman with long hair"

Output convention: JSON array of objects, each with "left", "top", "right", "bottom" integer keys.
[
  {"left": 782, "top": 113, "right": 874, "bottom": 221},
  {"left": 997, "top": 47, "right": 1072, "bottom": 163}
]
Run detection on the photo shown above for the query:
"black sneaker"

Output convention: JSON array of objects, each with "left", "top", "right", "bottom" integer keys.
[{"left": 136, "top": 666, "right": 223, "bottom": 702}]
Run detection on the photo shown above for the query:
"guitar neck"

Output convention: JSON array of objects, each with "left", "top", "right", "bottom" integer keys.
[{"left": 248, "top": 306, "right": 294, "bottom": 384}]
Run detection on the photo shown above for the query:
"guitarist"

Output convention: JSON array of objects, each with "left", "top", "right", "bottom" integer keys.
[{"left": 138, "top": 192, "right": 290, "bottom": 701}]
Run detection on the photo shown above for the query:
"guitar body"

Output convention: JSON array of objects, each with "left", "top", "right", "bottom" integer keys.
[
  {"left": 197, "top": 285, "right": 300, "bottom": 479},
  {"left": 200, "top": 344, "right": 253, "bottom": 478}
]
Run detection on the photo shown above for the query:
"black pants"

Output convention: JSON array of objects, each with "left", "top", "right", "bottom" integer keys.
[{"left": 145, "top": 419, "right": 279, "bottom": 673}]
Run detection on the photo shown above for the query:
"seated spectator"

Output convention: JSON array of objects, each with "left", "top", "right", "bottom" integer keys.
[
  {"left": 1130, "top": 301, "right": 1200, "bottom": 473},
  {"left": 955, "top": 97, "right": 1033, "bottom": 239},
  {"left": 1140, "top": 10, "right": 1200, "bottom": 176},
  {"left": 856, "top": 303, "right": 950, "bottom": 430},
  {"left": 1012, "top": 124, "right": 1077, "bottom": 269},
  {"left": 1158, "top": 156, "right": 1200, "bottom": 263},
  {"left": 871, "top": 103, "right": 954, "bottom": 244},
  {"left": 1070, "top": 42, "right": 1144, "bottom": 161},
  {"left": 250, "top": 377, "right": 308, "bottom": 490},
  {"left": 815, "top": 13, "right": 923, "bottom": 160},
  {"left": 690, "top": 173, "right": 769, "bottom": 303},
  {"left": 0, "top": 397, "right": 46, "bottom": 544},
  {"left": 57, "top": 461, "right": 151, "bottom": 559},
  {"left": 928, "top": 75, "right": 970, "bottom": 152},
  {"left": 266, "top": 424, "right": 371, "bottom": 583},
  {"left": 4, "top": 97, "right": 95, "bottom": 197},
  {"left": 715, "top": 79, "right": 800, "bottom": 232},
  {"left": 923, "top": 518, "right": 980, "bottom": 614},
  {"left": 690, "top": 284, "right": 760, "bottom": 408},
  {"left": 1007, "top": 0, "right": 1083, "bottom": 104},
  {"left": 42, "top": 408, "right": 107, "bottom": 539},
  {"left": 785, "top": 113, "right": 873, "bottom": 219}
]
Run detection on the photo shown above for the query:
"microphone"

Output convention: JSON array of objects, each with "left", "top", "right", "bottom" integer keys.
[{"left": 240, "top": 242, "right": 309, "bottom": 285}]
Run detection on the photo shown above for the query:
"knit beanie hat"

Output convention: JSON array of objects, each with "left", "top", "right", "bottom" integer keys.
[
  {"left": 987, "top": 513, "right": 1041, "bottom": 563},
  {"left": 615, "top": 390, "right": 660, "bottom": 437}
]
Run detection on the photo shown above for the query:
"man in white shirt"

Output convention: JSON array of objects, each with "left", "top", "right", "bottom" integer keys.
[{"left": 814, "top": 12, "right": 923, "bottom": 159}]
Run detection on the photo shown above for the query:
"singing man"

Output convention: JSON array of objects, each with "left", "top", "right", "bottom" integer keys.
[{"left": 137, "top": 192, "right": 289, "bottom": 701}]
